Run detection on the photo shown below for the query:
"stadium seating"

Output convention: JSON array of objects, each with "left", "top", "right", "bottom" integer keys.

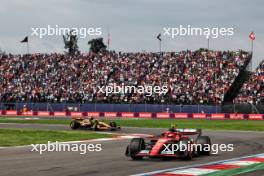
[{"left": 0, "top": 50, "right": 251, "bottom": 104}]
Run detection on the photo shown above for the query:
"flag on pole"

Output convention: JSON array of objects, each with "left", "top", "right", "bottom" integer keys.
[
  {"left": 20, "top": 36, "right": 29, "bottom": 54},
  {"left": 107, "top": 33, "right": 110, "bottom": 48},
  {"left": 157, "top": 33, "right": 161, "bottom": 41},
  {"left": 249, "top": 31, "right": 255, "bottom": 70},
  {"left": 21, "top": 36, "right": 28, "bottom": 43},
  {"left": 249, "top": 32, "right": 255, "bottom": 40},
  {"left": 107, "top": 25, "right": 110, "bottom": 50}
]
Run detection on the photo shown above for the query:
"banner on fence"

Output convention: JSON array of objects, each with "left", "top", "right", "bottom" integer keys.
[{"left": 0, "top": 110, "right": 263, "bottom": 120}]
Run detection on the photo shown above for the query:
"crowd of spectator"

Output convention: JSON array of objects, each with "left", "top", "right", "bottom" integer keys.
[
  {"left": 0, "top": 50, "right": 250, "bottom": 104},
  {"left": 234, "top": 60, "right": 264, "bottom": 104}
]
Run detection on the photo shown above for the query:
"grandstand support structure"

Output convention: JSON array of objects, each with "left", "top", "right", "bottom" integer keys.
[{"left": 223, "top": 54, "right": 252, "bottom": 103}]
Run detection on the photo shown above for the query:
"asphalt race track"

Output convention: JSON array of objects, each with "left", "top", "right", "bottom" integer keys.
[{"left": 0, "top": 123, "right": 264, "bottom": 176}]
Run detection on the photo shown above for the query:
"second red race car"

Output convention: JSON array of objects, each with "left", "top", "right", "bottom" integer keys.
[{"left": 125, "top": 127, "right": 211, "bottom": 160}]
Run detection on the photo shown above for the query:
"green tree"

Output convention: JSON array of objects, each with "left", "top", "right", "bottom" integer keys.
[
  {"left": 63, "top": 30, "right": 80, "bottom": 56},
  {"left": 88, "top": 38, "right": 106, "bottom": 53}
]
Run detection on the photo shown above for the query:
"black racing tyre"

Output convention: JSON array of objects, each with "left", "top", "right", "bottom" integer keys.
[
  {"left": 93, "top": 120, "right": 99, "bottom": 131},
  {"left": 179, "top": 138, "right": 192, "bottom": 160},
  {"left": 129, "top": 138, "right": 145, "bottom": 160},
  {"left": 196, "top": 136, "right": 211, "bottom": 156},
  {"left": 110, "top": 121, "right": 117, "bottom": 128},
  {"left": 125, "top": 145, "right": 129, "bottom": 156},
  {"left": 70, "top": 120, "right": 80, "bottom": 129},
  {"left": 110, "top": 122, "right": 117, "bottom": 128}
]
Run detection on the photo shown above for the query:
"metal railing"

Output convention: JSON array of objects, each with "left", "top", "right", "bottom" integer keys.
[{"left": 0, "top": 102, "right": 221, "bottom": 113}]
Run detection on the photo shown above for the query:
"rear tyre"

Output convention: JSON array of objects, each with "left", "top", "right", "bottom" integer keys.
[
  {"left": 129, "top": 138, "right": 145, "bottom": 160},
  {"left": 70, "top": 120, "right": 80, "bottom": 129},
  {"left": 179, "top": 138, "right": 192, "bottom": 160},
  {"left": 92, "top": 120, "right": 99, "bottom": 131},
  {"left": 196, "top": 136, "right": 211, "bottom": 156}
]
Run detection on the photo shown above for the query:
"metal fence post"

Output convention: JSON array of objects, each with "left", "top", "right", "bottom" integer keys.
[{"left": 180, "top": 105, "right": 182, "bottom": 113}]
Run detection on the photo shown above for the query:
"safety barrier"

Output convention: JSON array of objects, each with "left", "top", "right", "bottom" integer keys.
[{"left": 0, "top": 110, "right": 263, "bottom": 120}]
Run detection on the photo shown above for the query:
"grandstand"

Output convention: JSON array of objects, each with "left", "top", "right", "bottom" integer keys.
[{"left": 0, "top": 49, "right": 252, "bottom": 105}]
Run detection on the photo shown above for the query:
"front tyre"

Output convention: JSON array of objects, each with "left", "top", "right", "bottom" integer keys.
[
  {"left": 128, "top": 138, "right": 145, "bottom": 160},
  {"left": 109, "top": 121, "right": 117, "bottom": 128}
]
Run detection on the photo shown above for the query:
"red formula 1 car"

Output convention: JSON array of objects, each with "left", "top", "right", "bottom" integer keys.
[{"left": 125, "top": 128, "right": 211, "bottom": 160}]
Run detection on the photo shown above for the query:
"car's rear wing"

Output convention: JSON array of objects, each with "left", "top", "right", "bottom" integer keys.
[
  {"left": 72, "top": 117, "right": 85, "bottom": 120},
  {"left": 176, "top": 128, "right": 202, "bottom": 135},
  {"left": 72, "top": 116, "right": 91, "bottom": 120}
]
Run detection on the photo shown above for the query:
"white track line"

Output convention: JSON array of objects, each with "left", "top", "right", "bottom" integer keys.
[{"left": 0, "top": 133, "right": 150, "bottom": 149}]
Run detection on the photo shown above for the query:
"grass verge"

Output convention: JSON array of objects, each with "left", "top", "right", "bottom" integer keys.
[
  {"left": 106, "top": 119, "right": 264, "bottom": 131},
  {"left": 0, "top": 117, "right": 264, "bottom": 131},
  {"left": 0, "top": 128, "right": 112, "bottom": 147}
]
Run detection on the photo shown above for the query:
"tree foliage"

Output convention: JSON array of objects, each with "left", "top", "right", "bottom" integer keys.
[
  {"left": 63, "top": 30, "right": 80, "bottom": 56},
  {"left": 88, "top": 38, "right": 106, "bottom": 53}
]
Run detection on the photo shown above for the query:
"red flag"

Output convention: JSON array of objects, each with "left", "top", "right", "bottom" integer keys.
[{"left": 249, "top": 32, "right": 255, "bottom": 40}]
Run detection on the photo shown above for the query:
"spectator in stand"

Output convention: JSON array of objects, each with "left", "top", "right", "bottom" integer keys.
[{"left": 21, "top": 104, "right": 30, "bottom": 113}]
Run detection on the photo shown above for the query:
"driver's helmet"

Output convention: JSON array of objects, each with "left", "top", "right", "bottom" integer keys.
[
  {"left": 167, "top": 133, "right": 175, "bottom": 138},
  {"left": 169, "top": 124, "right": 176, "bottom": 132}
]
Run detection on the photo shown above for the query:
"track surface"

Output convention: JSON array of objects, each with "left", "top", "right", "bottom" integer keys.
[{"left": 0, "top": 123, "right": 264, "bottom": 176}]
